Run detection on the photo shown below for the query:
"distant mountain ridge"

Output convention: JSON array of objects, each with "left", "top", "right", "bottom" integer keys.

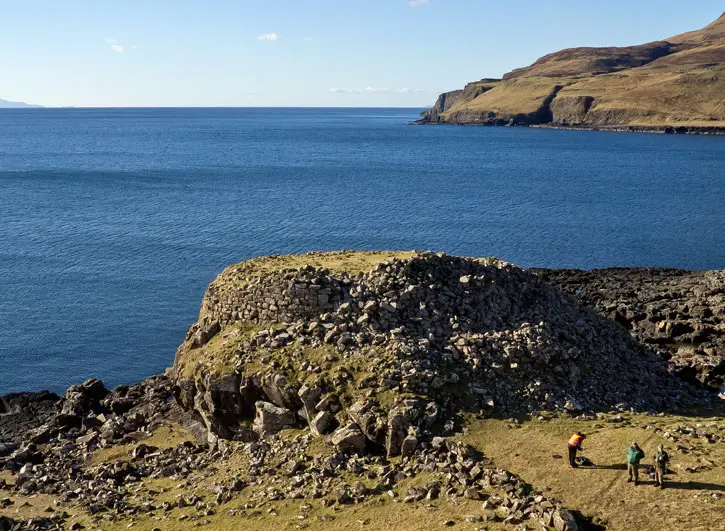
[
  {"left": 419, "top": 12, "right": 725, "bottom": 132},
  {"left": 0, "top": 98, "right": 43, "bottom": 109}
]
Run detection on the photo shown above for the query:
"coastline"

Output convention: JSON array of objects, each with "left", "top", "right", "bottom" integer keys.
[
  {"left": 2, "top": 252, "right": 724, "bottom": 531},
  {"left": 414, "top": 119, "right": 725, "bottom": 135}
]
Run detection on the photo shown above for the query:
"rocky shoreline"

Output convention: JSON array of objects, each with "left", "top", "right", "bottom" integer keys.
[
  {"left": 415, "top": 119, "right": 725, "bottom": 136},
  {"left": 2, "top": 252, "right": 724, "bottom": 530},
  {"left": 416, "top": 14, "right": 725, "bottom": 132}
]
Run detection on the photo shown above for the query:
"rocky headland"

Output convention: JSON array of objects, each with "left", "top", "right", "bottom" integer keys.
[
  {"left": 417, "top": 13, "right": 725, "bottom": 133},
  {"left": 2, "top": 251, "right": 724, "bottom": 531}
]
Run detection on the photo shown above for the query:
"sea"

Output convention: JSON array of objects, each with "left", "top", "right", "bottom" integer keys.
[{"left": 1, "top": 107, "right": 724, "bottom": 394}]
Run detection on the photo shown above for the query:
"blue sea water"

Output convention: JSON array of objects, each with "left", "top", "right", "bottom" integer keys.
[{"left": 1, "top": 107, "right": 724, "bottom": 394}]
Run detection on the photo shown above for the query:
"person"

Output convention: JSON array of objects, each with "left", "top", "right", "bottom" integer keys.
[
  {"left": 567, "top": 432, "right": 586, "bottom": 468},
  {"left": 654, "top": 445, "right": 670, "bottom": 488},
  {"left": 627, "top": 441, "right": 646, "bottom": 485}
]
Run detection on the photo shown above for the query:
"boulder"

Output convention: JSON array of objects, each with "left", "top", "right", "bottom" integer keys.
[
  {"left": 310, "top": 411, "right": 337, "bottom": 436},
  {"left": 553, "top": 508, "right": 579, "bottom": 531},
  {"left": 253, "top": 401, "right": 296, "bottom": 437},
  {"left": 401, "top": 435, "right": 418, "bottom": 457},
  {"left": 331, "top": 423, "right": 366, "bottom": 452},
  {"left": 348, "top": 400, "right": 385, "bottom": 443}
]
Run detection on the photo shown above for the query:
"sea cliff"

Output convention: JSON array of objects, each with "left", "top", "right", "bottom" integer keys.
[
  {"left": 2, "top": 251, "right": 724, "bottom": 531},
  {"left": 418, "top": 14, "right": 725, "bottom": 133}
]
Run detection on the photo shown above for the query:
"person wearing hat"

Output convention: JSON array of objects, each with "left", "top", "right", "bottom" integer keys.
[
  {"left": 627, "top": 441, "right": 646, "bottom": 485},
  {"left": 567, "top": 432, "right": 586, "bottom": 468}
]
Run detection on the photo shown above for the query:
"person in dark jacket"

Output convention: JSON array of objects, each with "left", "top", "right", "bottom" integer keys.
[
  {"left": 627, "top": 441, "right": 646, "bottom": 485},
  {"left": 654, "top": 445, "right": 670, "bottom": 488},
  {"left": 567, "top": 432, "right": 586, "bottom": 468}
]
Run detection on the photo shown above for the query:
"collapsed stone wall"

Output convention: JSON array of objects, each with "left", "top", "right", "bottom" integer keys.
[
  {"left": 197, "top": 266, "right": 353, "bottom": 330},
  {"left": 172, "top": 253, "right": 715, "bottom": 451}
]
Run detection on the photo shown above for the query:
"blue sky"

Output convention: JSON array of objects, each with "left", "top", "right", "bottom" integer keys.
[{"left": 1, "top": 1, "right": 723, "bottom": 107}]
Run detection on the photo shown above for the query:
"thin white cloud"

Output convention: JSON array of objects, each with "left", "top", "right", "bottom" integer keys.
[
  {"left": 105, "top": 39, "right": 125, "bottom": 52},
  {"left": 408, "top": 0, "right": 430, "bottom": 7},
  {"left": 257, "top": 33, "right": 279, "bottom": 41},
  {"left": 303, "top": 37, "right": 313, "bottom": 42},
  {"left": 331, "top": 87, "right": 428, "bottom": 95}
]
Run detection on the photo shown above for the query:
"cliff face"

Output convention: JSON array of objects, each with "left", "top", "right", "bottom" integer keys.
[
  {"left": 169, "top": 251, "right": 710, "bottom": 447},
  {"left": 419, "top": 13, "right": 725, "bottom": 131}
]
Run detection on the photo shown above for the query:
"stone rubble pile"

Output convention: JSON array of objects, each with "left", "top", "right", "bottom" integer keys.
[
  {"left": 0, "top": 516, "right": 61, "bottom": 531},
  {"left": 0, "top": 376, "right": 219, "bottom": 527},
  {"left": 173, "top": 253, "right": 711, "bottom": 448},
  {"left": 539, "top": 268, "right": 725, "bottom": 389},
  {"left": 217, "top": 431, "right": 580, "bottom": 530}
]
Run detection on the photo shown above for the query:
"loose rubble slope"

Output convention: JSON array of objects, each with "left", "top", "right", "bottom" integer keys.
[
  {"left": 2, "top": 251, "right": 723, "bottom": 531},
  {"left": 171, "top": 251, "right": 709, "bottom": 451},
  {"left": 539, "top": 268, "right": 725, "bottom": 390}
]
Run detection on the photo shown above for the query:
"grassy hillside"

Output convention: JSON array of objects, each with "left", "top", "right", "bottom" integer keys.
[
  {"left": 420, "top": 13, "right": 725, "bottom": 131},
  {"left": 2, "top": 414, "right": 723, "bottom": 530}
]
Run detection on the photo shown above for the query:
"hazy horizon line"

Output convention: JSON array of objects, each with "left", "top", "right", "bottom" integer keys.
[{"left": 1, "top": 105, "right": 431, "bottom": 110}]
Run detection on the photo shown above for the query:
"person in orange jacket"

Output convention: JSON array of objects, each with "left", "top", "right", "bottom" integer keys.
[{"left": 568, "top": 432, "right": 586, "bottom": 467}]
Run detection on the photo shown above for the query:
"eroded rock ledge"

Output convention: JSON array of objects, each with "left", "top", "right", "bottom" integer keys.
[
  {"left": 3, "top": 251, "right": 725, "bottom": 530},
  {"left": 170, "top": 251, "right": 712, "bottom": 450},
  {"left": 539, "top": 268, "right": 725, "bottom": 390}
]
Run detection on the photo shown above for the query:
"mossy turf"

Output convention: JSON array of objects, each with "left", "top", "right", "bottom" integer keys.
[
  {"left": 462, "top": 413, "right": 725, "bottom": 531},
  {"left": 176, "top": 323, "right": 264, "bottom": 379},
  {"left": 88, "top": 422, "right": 195, "bottom": 466},
  {"left": 214, "top": 250, "right": 420, "bottom": 294},
  {"left": 212, "top": 250, "right": 506, "bottom": 293},
  {"left": 3, "top": 414, "right": 723, "bottom": 530}
]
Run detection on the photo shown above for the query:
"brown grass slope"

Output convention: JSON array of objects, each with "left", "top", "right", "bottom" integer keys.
[{"left": 420, "top": 12, "right": 725, "bottom": 130}]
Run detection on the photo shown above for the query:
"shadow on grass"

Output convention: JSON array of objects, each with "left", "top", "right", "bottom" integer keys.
[
  {"left": 661, "top": 481, "right": 725, "bottom": 492},
  {"left": 572, "top": 510, "right": 607, "bottom": 531},
  {"left": 584, "top": 463, "right": 627, "bottom": 471}
]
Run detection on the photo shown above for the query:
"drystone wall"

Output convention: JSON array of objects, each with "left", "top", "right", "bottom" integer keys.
[{"left": 197, "top": 268, "right": 354, "bottom": 330}]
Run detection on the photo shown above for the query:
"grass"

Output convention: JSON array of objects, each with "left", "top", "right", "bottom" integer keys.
[
  {"left": 87, "top": 422, "right": 194, "bottom": 466},
  {"left": 434, "top": 14, "right": 725, "bottom": 128},
  {"left": 213, "top": 250, "right": 508, "bottom": 295},
  {"left": 177, "top": 322, "right": 264, "bottom": 379},
  {"left": 461, "top": 413, "right": 725, "bottom": 531},
  {"left": 4, "top": 414, "right": 723, "bottom": 530},
  {"left": 214, "top": 251, "right": 420, "bottom": 294}
]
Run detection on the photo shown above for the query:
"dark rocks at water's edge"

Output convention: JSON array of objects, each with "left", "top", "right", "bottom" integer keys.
[
  {"left": 1, "top": 376, "right": 202, "bottom": 449},
  {"left": 0, "top": 391, "right": 59, "bottom": 447},
  {"left": 539, "top": 268, "right": 725, "bottom": 391},
  {"left": 2, "top": 252, "right": 723, "bottom": 530},
  {"left": 170, "top": 253, "right": 716, "bottom": 451},
  {"left": 416, "top": 14, "right": 725, "bottom": 132},
  {"left": 0, "top": 378, "right": 584, "bottom": 531}
]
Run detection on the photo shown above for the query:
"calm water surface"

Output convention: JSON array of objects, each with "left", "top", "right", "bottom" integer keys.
[{"left": 1, "top": 108, "right": 724, "bottom": 393}]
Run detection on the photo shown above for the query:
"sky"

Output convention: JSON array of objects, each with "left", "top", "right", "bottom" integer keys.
[{"left": 1, "top": 1, "right": 723, "bottom": 107}]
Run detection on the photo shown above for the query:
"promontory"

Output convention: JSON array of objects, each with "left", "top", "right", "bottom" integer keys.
[{"left": 418, "top": 13, "right": 725, "bottom": 133}]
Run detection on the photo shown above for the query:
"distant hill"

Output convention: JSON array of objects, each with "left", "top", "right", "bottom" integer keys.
[
  {"left": 419, "top": 13, "right": 725, "bottom": 133},
  {"left": 0, "top": 98, "right": 43, "bottom": 109}
]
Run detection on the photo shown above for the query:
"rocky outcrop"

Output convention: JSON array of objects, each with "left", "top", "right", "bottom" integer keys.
[
  {"left": 418, "top": 89, "right": 463, "bottom": 123},
  {"left": 0, "top": 391, "right": 59, "bottom": 445},
  {"left": 2, "top": 375, "right": 588, "bottom": 530},
  {"left": 539, "top": 268, "right": 725, "bottom": 390},
  {"left": 171, "top": 252, "right": 712, "bottom": 448},
  {"left": 418, "top": 13, "right": 725, "bottom": 132}
]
